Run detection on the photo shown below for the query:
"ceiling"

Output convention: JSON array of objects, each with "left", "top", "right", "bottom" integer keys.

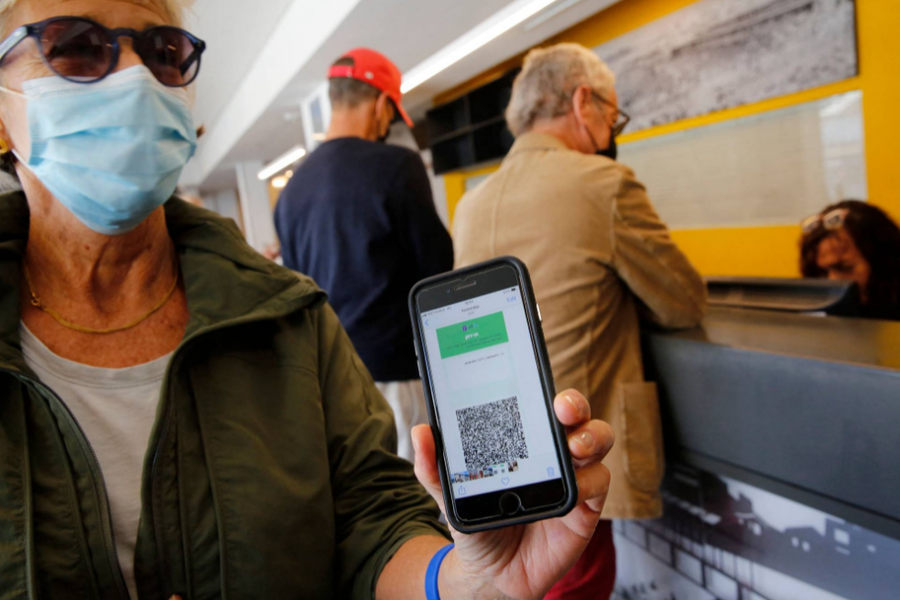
[
  {"left": 184, "top": 0, "right": 296, "bottom": 135},
  {"left": 181, "top": 0, "right": 621, "bottom": 192}
]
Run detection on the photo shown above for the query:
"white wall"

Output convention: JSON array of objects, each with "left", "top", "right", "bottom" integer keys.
[
  {"left": 235, "top": 161, "right": 279, "bottom": 253},
  {"left": 202, "top": 189, "right": 243, "bottom": 231}
]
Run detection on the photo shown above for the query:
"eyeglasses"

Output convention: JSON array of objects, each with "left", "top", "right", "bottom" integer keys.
[
  {"left": 0, "top": 16, "right": 206, "bottom": 88},
  {"left": 592, "top": 92, "right": 631, "bottom": 137},
  {"left": 801, "top": 208, "right": 849, "bottom": 235}
]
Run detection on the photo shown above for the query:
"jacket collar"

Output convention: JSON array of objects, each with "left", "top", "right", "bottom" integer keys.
[
  {"left": 507, "top": 131, "right": 574, "bottom": 157},
  {"left": 0, "top": 191, "right": 325, "bottom": 370}
]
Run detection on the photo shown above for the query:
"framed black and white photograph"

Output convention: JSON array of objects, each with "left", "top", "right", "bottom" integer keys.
[
  {"left": 596, "top": 0, "right": 859, "bottom": 132},
  {"left": 613, "top": 466, "right": 900, "bottom": 600}
]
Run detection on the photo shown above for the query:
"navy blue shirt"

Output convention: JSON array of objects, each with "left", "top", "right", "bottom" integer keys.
[{"left": 275, "top": 137, "right": 453, "bottom": 382}]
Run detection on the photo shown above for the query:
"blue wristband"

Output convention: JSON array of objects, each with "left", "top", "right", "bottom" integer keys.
[{"left": 425, "top": 543, "right": 455, "bottom": 600}]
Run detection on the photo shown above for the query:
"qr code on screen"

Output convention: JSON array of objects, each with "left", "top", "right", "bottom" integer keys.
[{"left": 456, "top": 396, "right": 529, "bottom": 471}]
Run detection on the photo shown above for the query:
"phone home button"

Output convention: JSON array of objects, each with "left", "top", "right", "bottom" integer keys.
[{"left": 499, "top": 492, "right": 522, "bottom": 516}]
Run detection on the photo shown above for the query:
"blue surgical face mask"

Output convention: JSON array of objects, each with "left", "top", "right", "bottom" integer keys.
[{"left": 2, "top": 66, "right": 197, "bottom": 235}]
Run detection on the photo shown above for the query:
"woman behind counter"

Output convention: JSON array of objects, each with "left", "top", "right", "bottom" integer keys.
[
  {"left": 801, "top": 200, "right": 900, "bottom": 320},
  {"left": 0, "top": 0, "right": 614, "bottom": 599}
]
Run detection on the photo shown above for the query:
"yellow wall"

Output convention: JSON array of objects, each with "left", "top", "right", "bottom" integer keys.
[
  {"left": 441, "top": 0, "right": 899, "bottom": 277},
  {"left": 444, "top": 163, "right": 502, "bottom": 226},
  {"left": 268, "top": 182, "right": 281, "bottom": 211}
]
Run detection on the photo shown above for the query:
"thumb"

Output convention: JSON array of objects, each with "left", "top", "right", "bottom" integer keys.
[{"left": 411, "top": 424, "right": 446, "bottom": 512}]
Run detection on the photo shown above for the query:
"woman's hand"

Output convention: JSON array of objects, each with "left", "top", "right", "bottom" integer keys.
[{"left": 411, "top": 389, "right": 614, "bottom": 600}]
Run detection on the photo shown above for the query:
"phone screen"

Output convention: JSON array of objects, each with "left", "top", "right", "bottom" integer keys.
[{"left": 419, "top": 280, "right": 564, "bottom": 508}]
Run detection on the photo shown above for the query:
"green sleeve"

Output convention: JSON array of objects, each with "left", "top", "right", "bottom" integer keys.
[{"left": 314, "top": 303, "right": 451, "bottom": 598}]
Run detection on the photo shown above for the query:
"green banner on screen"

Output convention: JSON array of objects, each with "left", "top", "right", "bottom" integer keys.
[{"left": 436, "top": 311, "right": 509, "bottom": 359}]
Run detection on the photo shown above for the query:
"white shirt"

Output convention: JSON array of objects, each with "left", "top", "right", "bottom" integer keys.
[{"left": 20, "top": 324, "right": 171, "bottom": 600}]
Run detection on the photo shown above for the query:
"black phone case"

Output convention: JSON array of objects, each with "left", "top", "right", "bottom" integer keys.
[{"left": 408, "top": 256, "right": 578, "bottom": 533}]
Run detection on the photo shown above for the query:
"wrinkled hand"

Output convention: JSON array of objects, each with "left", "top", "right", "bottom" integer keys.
[{"left": 412, "top": 389, "right": 614, "bottom": 600}]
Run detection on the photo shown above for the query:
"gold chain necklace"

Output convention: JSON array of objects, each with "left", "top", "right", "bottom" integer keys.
[{"left": 23, "top": 264, "right": 179, "bottom": 335}]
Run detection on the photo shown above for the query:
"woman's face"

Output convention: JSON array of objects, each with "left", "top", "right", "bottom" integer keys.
[
  {"left": 0, "top": 0, "right": 171, "bottom": 158},
  {"left": 816, "top": 227, "right": 872, "bottom": 303}
]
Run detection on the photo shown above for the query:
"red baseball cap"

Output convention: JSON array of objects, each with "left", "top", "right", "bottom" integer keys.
[{"left": 328, "top": 48, "right": 413, "bottom": 128}]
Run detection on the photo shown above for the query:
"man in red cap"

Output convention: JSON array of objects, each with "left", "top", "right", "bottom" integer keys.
[{"left": 275, "top": 49, "right": 453, "bottom": 463}]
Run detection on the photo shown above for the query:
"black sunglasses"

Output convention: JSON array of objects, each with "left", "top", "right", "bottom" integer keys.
[
  {"left": 0, "top": 16, "right": 206, "bottom": 88},
  {"left": 591, "top": 91, "right": 631, "bottom": 137}
]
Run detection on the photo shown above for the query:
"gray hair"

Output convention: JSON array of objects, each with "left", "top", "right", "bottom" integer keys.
[
  {"left": 328, "top": 57, "right": 380, "bottom": 110},
  {"left": 505, "top": 43, "right": 616, "bottom": 137},
  {"left": 0, "top": 0, "right": 193, "bottom": 33}
]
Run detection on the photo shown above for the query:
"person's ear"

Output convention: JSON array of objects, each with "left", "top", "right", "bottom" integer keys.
[
  {"left": 0, "top": 98, "right": 9, "bottom": 137},
  {"left": 0, "top": 116, "right": 11, "bottom": 155},
  {"left": 571, "top": 85, "right": 593, "bottom": 127},
  {"left": 376, "top": 93, "right": 393, "bottom": 133}
]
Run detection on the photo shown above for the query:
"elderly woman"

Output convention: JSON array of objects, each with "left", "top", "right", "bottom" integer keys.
[{"left": 0, "top": 2, "right": 614, "bottom": 599}]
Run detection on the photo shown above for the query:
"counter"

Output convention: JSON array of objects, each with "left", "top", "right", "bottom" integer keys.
[{"left": 643, "top": 306, "right": 900, "bottom": 540}]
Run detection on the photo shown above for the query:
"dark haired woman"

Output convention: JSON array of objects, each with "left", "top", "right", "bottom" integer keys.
[{"left": 801, "top": 200, "right": 900, "bottom": 320}]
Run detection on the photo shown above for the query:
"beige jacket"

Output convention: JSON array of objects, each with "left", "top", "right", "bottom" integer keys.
[{"left": 452, "top": 132, "right": 707, "bottom": 519}]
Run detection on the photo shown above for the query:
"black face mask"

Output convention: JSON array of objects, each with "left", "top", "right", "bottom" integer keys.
[
  {"left": 584, "top": 121, "right": 618, "bottom": 161},
  {"left": 595, "top": 135, "right": 617, "bottom": 161},
  {"left": 373, "top": 104, "right": 391, "bottom": 144}
]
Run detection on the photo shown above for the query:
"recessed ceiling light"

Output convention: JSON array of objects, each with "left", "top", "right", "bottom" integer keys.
[
  {"left": 523, "top": 0, "right": 586, "bottom": 31},
  {"left": 401, "top": 0, "right": 559, "bottom": 94},
  {"left": 257, "top": 145, "right": 307, "bottom": 181}
]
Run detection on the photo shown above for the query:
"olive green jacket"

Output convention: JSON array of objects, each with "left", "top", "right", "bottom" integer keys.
[{"left": 0, "top": 192, "right": 447, "bottom": 600}]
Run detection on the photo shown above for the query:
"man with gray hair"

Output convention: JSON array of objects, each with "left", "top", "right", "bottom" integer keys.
[{"left": 453, "top": 43, "right": 707, "bottom": 600}]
